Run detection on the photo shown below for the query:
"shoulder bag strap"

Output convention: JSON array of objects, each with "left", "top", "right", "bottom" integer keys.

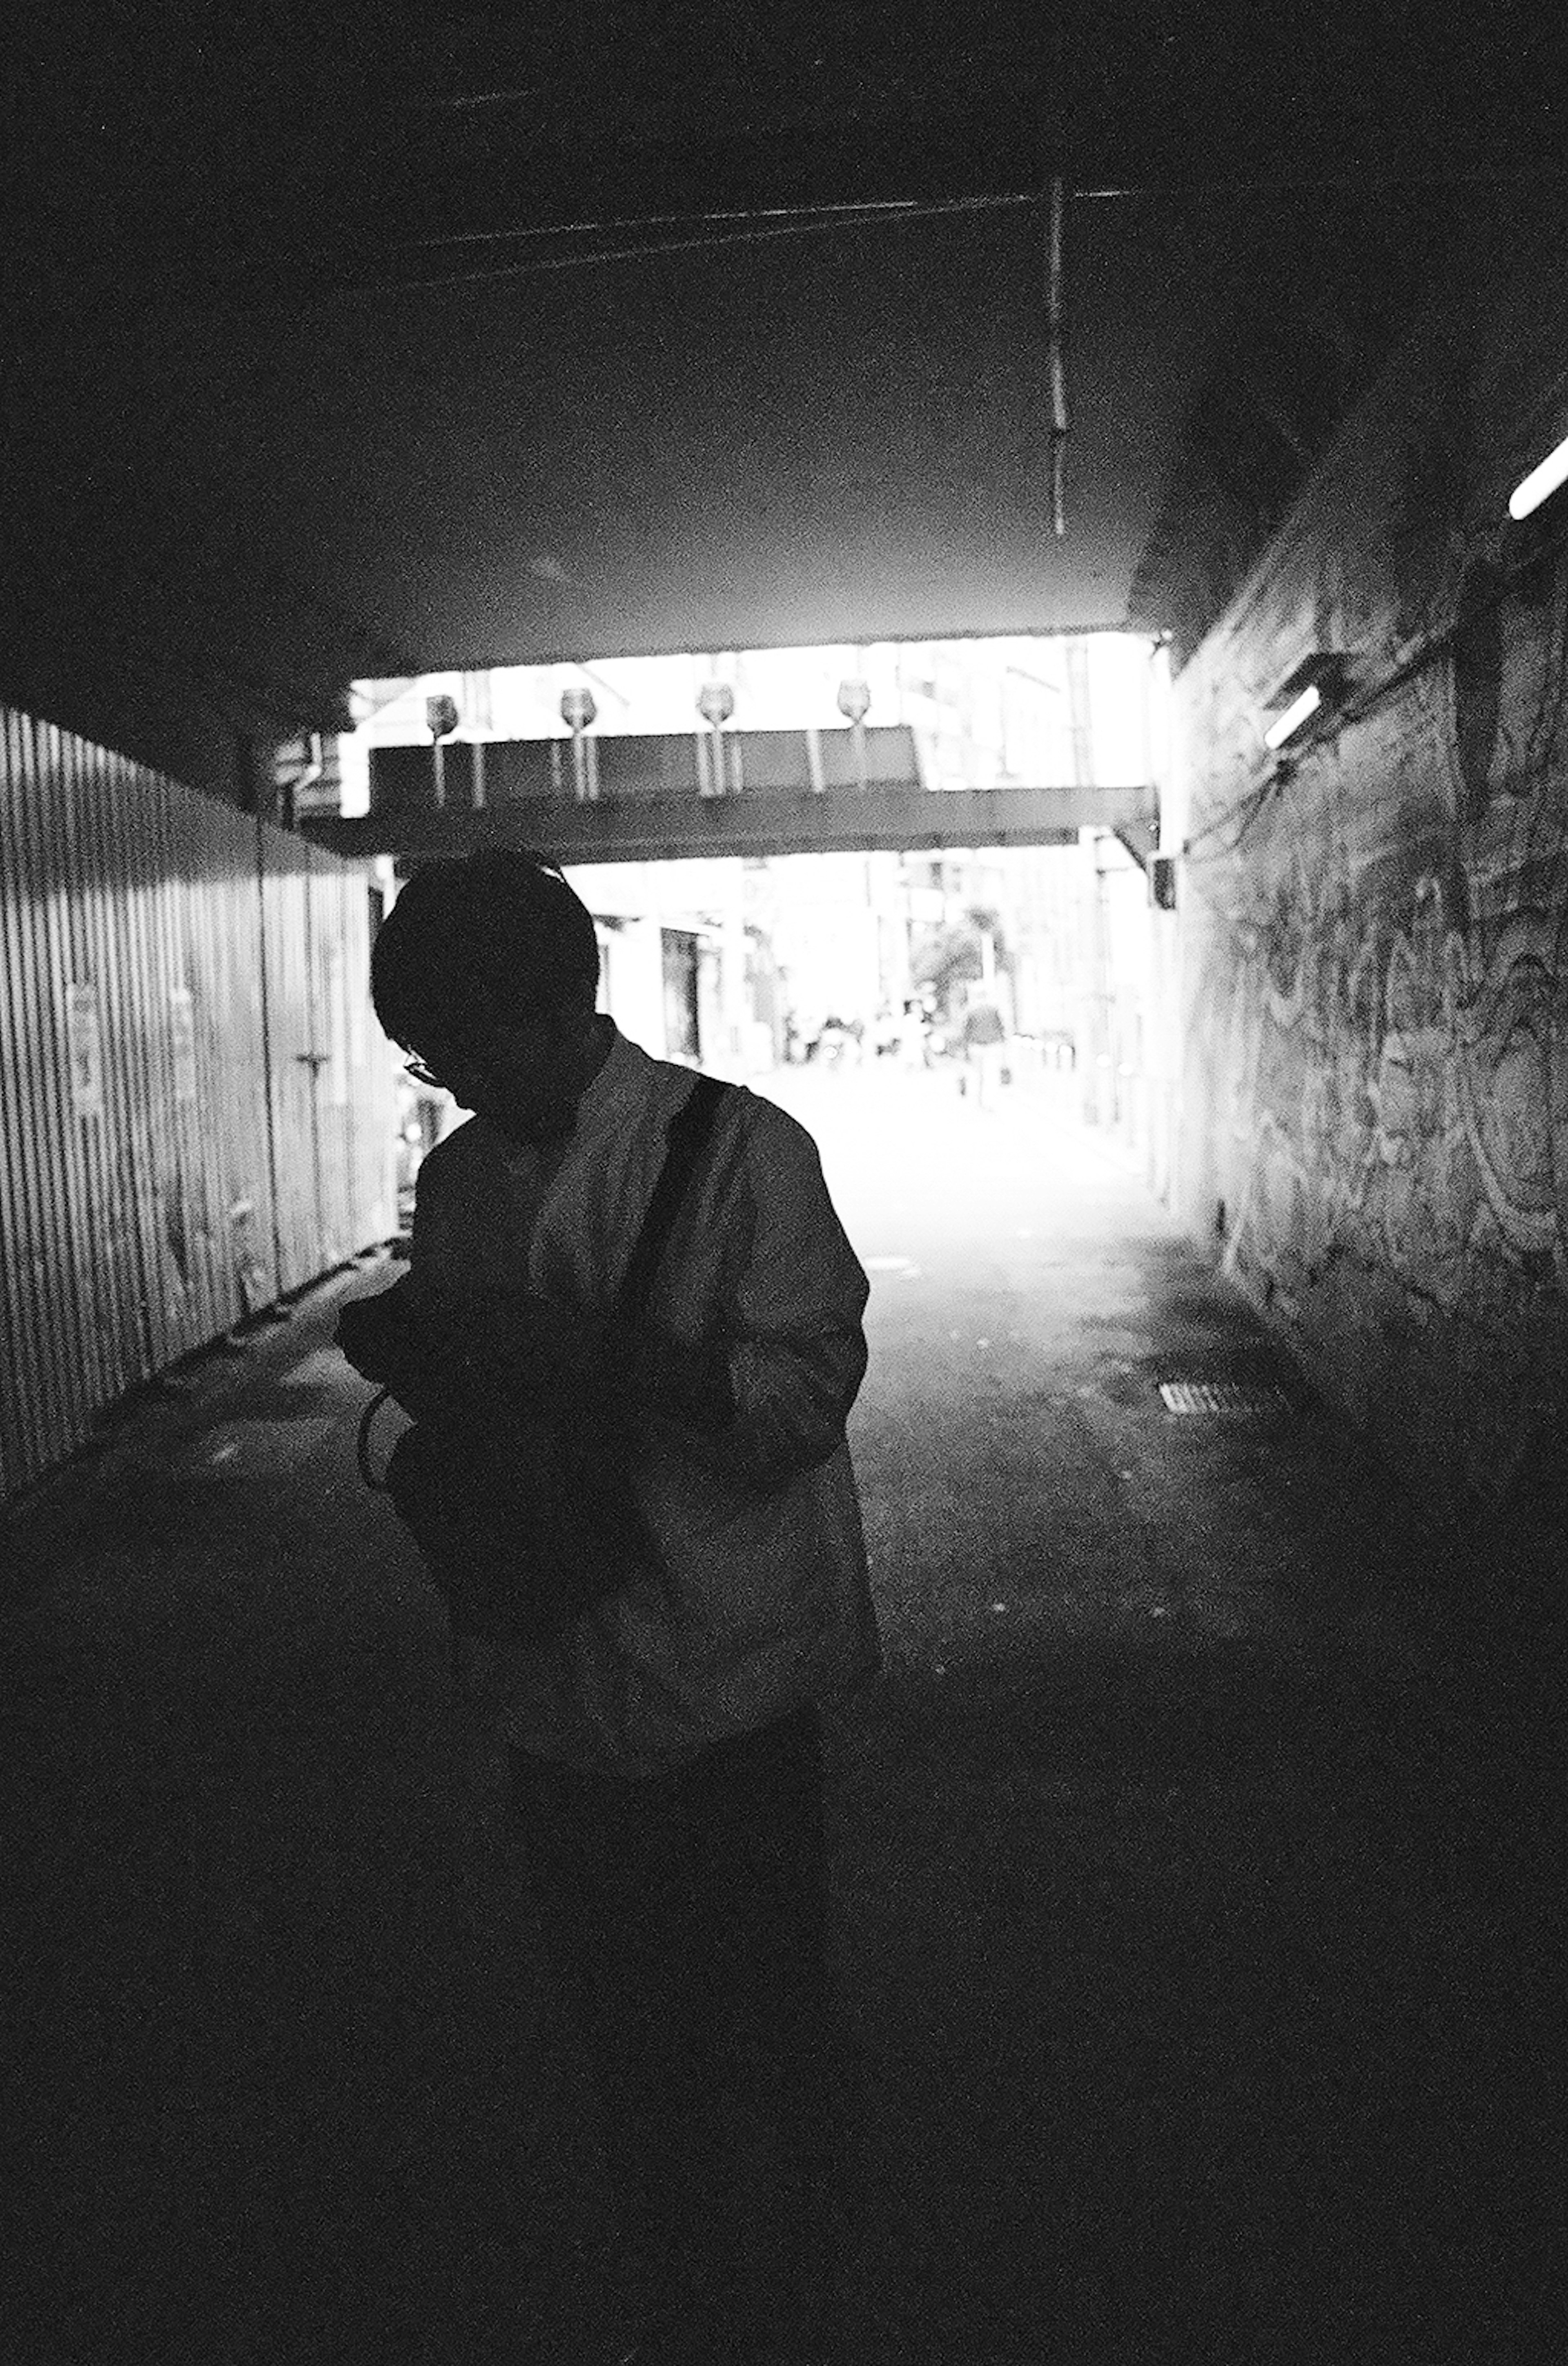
[{"left": 617, "top": 1074, "right": 734, "bottom": 1321}]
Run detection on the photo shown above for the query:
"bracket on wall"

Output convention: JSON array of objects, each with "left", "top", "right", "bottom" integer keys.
[
  {"left": 1267, "top": 651, "right": 1348, "bottom": 706},
  {"left": 1112, "top": 815, "right": 1159, "bottom": 873}
]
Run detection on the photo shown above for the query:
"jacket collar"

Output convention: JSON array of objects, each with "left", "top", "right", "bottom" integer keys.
[{"left": 484, "top": 1022, "right": 676, "bottom": 1174}]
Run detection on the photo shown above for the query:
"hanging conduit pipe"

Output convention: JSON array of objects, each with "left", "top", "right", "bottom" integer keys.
[{"left": 1048, "top": 176, "right": 1069, "bottom": 539}]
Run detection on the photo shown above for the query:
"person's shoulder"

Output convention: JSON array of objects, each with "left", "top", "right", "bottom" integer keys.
[
  {"left": 724, "top": 1084, "right": 827, "bottom": 1170},
  {"left": 413, "top": 1113, "right": 494, "bottom": 1191},
  {"left": 611, "top": 1037, "right": 711, "bottom": 1119},
  {"left": 641, "top": 1066, "right": 821, "bottom": 1170}
]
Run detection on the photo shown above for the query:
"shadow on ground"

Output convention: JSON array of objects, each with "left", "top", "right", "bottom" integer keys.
[{"left": 3, "top": 1174, "right": 1564, "bottom": 2363}]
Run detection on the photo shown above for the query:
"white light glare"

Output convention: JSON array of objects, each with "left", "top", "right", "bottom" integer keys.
[
  {"left": 1264, "top": 682, "right": 1322, "bottom": 750},
  {"left": 1508, "top": 433, "right": 1568, "bottom": 521}
]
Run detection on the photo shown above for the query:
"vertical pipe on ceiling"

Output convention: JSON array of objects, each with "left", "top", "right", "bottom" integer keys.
[{"left": 1048, "top": 176, "right": 1070, "bottom": 539}]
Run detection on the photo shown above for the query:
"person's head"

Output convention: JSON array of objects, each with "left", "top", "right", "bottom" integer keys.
[{"left": 370, "top": 849, "right": 606, "bottom": 1144}]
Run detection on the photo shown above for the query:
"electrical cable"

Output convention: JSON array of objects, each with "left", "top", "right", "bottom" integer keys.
[
  {"left": 317, "top": 191, "right": 1042, "bottom": 296},
  {"left": 1339, "top": 510, "right": 1568, "bottom": 733},
  {"left": 1182, "top": 775, "right": 1282, "bottom": 864},
  {"left": 1183, "top": 504, "right": 1568, "bottom": 862},
  {"left": 392, "top": 189, "right": 1044, "bottom": 249},
  {"left": 364, "top": 161, "right": 1568, "bottom": 253},
  {"left": 231, "top": 163, "right": 1568, "bottom": 300}
]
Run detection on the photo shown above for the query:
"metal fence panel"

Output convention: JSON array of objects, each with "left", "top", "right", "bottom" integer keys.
[
  {"left": 1, "top": 710, "right": 100, "bottom": 1488},
  {"left": 298, "top": 843, "right": 396, "bottom": 1276},
  {"left": 260, "top": 830, "right": 325, "bottom": 1294},
  {"left": 185, "top": 798, "right": 281, "bottom": 1321},
  {"left": 258, "top": 824, "right": 396, "bottom": 1299},
  {"left": 51, "top": 723, "right": 153, "bottom": 1408},
  {"left": 0, "top": 704, "right": 398, "bottom": 1502}
]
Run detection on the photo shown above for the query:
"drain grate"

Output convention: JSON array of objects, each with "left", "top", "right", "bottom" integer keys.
[{"left": 1158, "top": 1379, "right": 1288, "bottom": 1417}]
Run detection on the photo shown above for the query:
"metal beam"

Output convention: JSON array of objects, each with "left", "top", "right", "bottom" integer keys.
[{"left": 304, "top": 784, "right": 1156, "bottom": 864}]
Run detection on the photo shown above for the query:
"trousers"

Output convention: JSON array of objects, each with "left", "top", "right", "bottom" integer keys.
[{"left": 508, "top": 1702, "right": 837, "bottom": 2330}]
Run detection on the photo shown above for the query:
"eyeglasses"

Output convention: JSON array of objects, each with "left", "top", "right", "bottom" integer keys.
[{"left": 403, "top": 1048, "right": 484, "bottom": 1092}]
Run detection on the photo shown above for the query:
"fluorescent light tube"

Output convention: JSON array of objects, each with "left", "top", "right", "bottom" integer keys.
[
  {"left": 1264, "top": 682, "right": 1321, "bottom": 749},
  {"left": 1508, "top": 433, "right": 1568, "bottom": 521}
]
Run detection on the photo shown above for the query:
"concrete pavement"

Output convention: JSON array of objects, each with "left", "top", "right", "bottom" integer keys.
[
  {"left": 776, "top": 1064, "right": 1563, "bottom": 2363},
  {"left": 3, "top": 1063, "right": 1561, "bottom": 2363}
]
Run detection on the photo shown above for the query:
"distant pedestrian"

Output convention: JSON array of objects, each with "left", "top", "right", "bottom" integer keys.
[
  {"left": 334, "top": 849, "right": 880, "bottom": 2360},
  {"left": 962, "top": 995, "right": 1008, "bottom": 1107}
]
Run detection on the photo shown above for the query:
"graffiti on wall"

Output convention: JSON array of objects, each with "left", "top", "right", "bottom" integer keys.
[
  {"left": 1190, "top": 500, "right": 1568, "bottom": 1486},
  {"left": 1218, "top": 862, "right": 1568, "bottom": 1309}
]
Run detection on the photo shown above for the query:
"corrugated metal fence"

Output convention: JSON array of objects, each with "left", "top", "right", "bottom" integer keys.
[{"left": 0, "top": 705, "right": 396, "bottom": 1501}]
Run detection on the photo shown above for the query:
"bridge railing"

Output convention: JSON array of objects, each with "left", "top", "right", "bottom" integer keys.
[{"left": 367, "top": 724, "right": 926, "bottom": 817}]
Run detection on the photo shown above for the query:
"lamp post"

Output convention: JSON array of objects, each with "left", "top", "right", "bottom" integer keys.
[
  {"left": 837, "top": 675, "right": 871, "bottom": 793},
  {"left": 697, "top": 679, "right": 735, "bottom": 797},
  {"left": 426, "top": 693, "right": 459, "bottom": 811},
  {"left": 559, "top": 684, "right": 598, "bottom": 802}
]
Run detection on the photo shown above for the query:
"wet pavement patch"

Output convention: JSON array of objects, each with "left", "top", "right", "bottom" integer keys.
[{"left": 165, "top": 1417, "right": 340, "bottom": 1479}]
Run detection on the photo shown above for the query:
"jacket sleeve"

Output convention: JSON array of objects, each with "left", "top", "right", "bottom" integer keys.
[{"left": 636, "top": 1102, "right": 870, "bottom": 1493}]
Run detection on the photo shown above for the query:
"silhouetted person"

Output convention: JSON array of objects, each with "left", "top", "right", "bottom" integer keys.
[
  {"left": 961, "top": 992, "right": 1008, "bottom": 1107},
  {"left": 334, "top": 849, "right": 879, "bottom": 2362}
]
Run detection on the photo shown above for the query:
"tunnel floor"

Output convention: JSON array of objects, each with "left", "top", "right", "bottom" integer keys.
[{"left": 4, "top": 1065, "right": 1562, "bottom": 2364}]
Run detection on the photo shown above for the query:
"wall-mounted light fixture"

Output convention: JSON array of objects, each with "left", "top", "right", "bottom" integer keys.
[
  {"left": 1507, "top": 430, "right": 1568, "bottom": 522},
  {"left": 1262, "top": 653, "right": 1348, "bottom": 752}
]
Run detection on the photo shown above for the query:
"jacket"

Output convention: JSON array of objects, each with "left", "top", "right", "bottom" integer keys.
[{"left": 408, "top": 1023, "right": 882, "bottom": 1777}]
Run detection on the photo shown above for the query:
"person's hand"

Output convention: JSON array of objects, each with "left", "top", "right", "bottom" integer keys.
[
  {"left": 387, "top": 1289, "right": 557, "bottom": 1388},
  {"left": 337, "top": 1286, "right": 475, "bottom": 1423},
  {"left": 334, "top": 1287, "right": 416, "bottom": 1385},
  {"left": 341, "top": 1281, "right": 619, "bottom": 1426}
]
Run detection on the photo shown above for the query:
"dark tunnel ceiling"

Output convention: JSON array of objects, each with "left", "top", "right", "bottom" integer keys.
[{"left": 3, "top": 4, "right": 1565, "bottom": 735}]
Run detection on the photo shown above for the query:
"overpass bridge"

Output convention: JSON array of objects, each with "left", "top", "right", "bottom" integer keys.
[{"left": 303, "top": 724, "right": 1157, "bottom": 866}]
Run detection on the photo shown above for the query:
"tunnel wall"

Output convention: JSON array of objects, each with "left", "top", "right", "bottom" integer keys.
[
  {"left": 1174, "top": 209, "right": 1568, "bottom": 1522},
  {"left": 0, "top": 705, "right": 396, "bottom": 1502}
]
